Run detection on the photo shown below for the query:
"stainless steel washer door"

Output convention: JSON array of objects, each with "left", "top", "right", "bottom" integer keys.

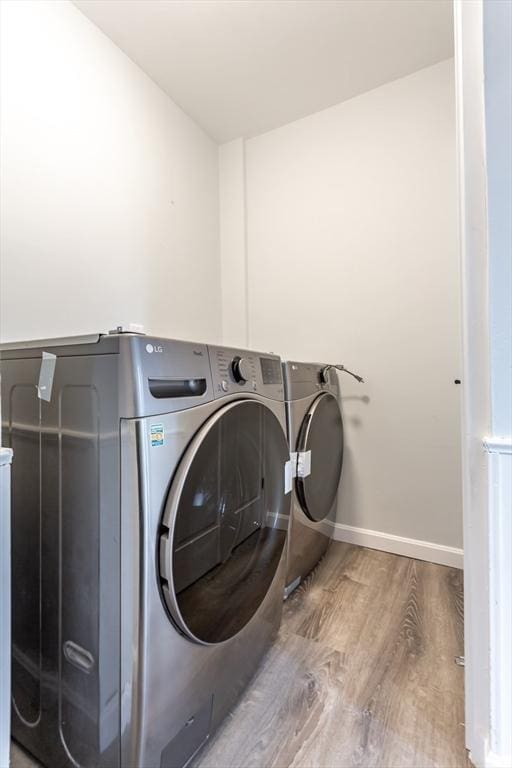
[
  {"left": 295, "top": 392, "right": 344, "bottom": 523},
  {"left": 159, "top": 399, "right": 290, "bottom": 645}
]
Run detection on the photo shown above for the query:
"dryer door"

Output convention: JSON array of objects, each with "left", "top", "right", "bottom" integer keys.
[
  {"left": 296, "top": 391, "right": 344, "bottom": 523},
  {"left": 159, "top": 399, "right": 290, "bottom": 644}
]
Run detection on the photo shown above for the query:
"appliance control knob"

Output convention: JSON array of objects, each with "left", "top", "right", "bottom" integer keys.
[{"left": 231, "top": 356, "right": 251, "bottom": 383}]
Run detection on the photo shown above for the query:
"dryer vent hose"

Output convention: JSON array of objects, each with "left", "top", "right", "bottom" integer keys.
[{"left": 321, "top": 364, "right": 365, "bottom": 384}]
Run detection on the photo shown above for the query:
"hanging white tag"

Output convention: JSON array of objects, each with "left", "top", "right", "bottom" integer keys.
[
  {"left": 297, "top": 450, "right": 312, "bottom": 478},
  {"left": 38, "top": 352, "right": 56, "bottom": 402},
  {"left": 284, "top": 460, "right": 293, "bottom": 494},
  {"left": 289, "top": 452, "right": 298, "bottom": 477}
]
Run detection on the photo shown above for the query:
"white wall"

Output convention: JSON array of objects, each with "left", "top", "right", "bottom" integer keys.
[
  {"left": 220, "top": 59, "right": 462, "bottom": 555},
  {"left": 219, "top": 139, "right": 248, "bottom": 347},
  {"left": 0, "top": 0, "right": 221, "bottom": 344}
]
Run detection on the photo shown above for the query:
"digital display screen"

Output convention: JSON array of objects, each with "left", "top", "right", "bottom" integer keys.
[{"left": 260, "top": 357, "right": 281, "bottom": 385}]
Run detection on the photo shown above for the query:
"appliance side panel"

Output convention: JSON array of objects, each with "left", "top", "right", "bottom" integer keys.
[
  {"left": 96, "top": 360, "right": 121, "bottom": 767},
  {"left": 0, "top": 449, "right": 13, "bottom": 768},
  {"left": 3, "top": 365, "right": 43, "bottom": 730},
  {"left": 53, "top": 355, "right": 121, "bottom": 768},
  {"left": 1, "top": 352, "right": 121, "bottom": 767},
  {"left": 57, "top": 384, "right": 101, "bottom": 765}
]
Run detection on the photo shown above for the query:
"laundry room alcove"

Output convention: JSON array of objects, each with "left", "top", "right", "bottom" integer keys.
[{"left": 2, "top": 2, "right": 510, "bottom": 768}]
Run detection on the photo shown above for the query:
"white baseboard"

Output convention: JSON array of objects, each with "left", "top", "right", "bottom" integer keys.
[{"left": 329, "top": 521, "right": 464, "bottom": 569}]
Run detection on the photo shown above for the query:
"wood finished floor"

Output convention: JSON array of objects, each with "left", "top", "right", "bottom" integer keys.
[
  {"left": 11, "top": 543, "right": 469, "bottom": 768},
  {"left": 193, "top": 543, "right": 470, "bottom": 768}
]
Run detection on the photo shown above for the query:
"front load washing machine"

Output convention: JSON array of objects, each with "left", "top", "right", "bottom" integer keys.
[
  {"left": 1, "top": 332, "right": 291, "bottom": 768},
  {"left": 282, "top": 361, "right": 345, "bottom": 596}
]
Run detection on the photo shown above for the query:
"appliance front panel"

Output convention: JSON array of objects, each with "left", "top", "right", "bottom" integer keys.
[
  {"left": 284, "top": 391, "right": 342, "bottom": 593},
  {"left": 120, "top": 396, "right": 289, "bottom": 768}
]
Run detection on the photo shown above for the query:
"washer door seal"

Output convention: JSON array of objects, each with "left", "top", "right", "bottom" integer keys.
[
  {"left": 295, "top": 392, "right": 344, "bottom": 523},
  {"left": 159, "top": 399, "right": 290, "bottom": 645}
]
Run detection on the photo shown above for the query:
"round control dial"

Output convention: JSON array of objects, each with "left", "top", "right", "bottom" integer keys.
[{"left": 231, "top": 356, "right": 251, "bottom": 384}]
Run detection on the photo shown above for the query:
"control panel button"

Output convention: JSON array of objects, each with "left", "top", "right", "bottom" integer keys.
[
  {"left": 231, "top": 356, "right": 251, "bottom": 384},
  {"left": 221, "top": 380, "right": 229, "bottom": 392}
]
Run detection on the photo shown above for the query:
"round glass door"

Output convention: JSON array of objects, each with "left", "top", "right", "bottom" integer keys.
[
  {"left": 296, "top": 392, "right": 344, "bottom": 522},
  {"left": 159, "top": 399, "right": 290, "bottom": 644}
]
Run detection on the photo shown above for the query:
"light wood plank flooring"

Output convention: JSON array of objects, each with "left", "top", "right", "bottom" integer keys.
[
  {"left": 11, "top": 543, "right": 469, "bottom": 768},
  {"left": 194, "top": 543, "right": 469, "bottom": 768}
]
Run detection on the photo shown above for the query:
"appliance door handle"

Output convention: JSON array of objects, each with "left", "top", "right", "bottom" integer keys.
[{"left": 148, "top": 378, "right": 207, "bottom": 399}]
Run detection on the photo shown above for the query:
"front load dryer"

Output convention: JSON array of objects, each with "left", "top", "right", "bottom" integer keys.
[
  {"left": 282, "top": 361, "right": 344, "bottom": 596},
  {"left": 1, "top": 332, "right": 291, "bottom": 768}
]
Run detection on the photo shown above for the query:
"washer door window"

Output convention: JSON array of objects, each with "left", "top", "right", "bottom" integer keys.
[
  {"left": 296, "top": 392, "right": 344, "bottom": 523},
  {"left": 159, "top": 400, "right": 290, "bottom": 645}
]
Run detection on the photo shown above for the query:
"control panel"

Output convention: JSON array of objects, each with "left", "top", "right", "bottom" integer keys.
[
  {"left": 282, "top": 360, "right": 340, "bottom": 401},
  {"left": 208, "top": 346, "right": 284, "bottom": 401}
]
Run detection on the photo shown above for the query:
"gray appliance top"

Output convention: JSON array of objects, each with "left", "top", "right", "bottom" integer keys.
[
  {"left": 0, "top": 333, "right": 285, "bottom": 417},
  {"left": 0, "top": 333, "right": 104, "bottom": 353},
  {"left": 282, "top": 360, "right": 339, "bottom": 401}
]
